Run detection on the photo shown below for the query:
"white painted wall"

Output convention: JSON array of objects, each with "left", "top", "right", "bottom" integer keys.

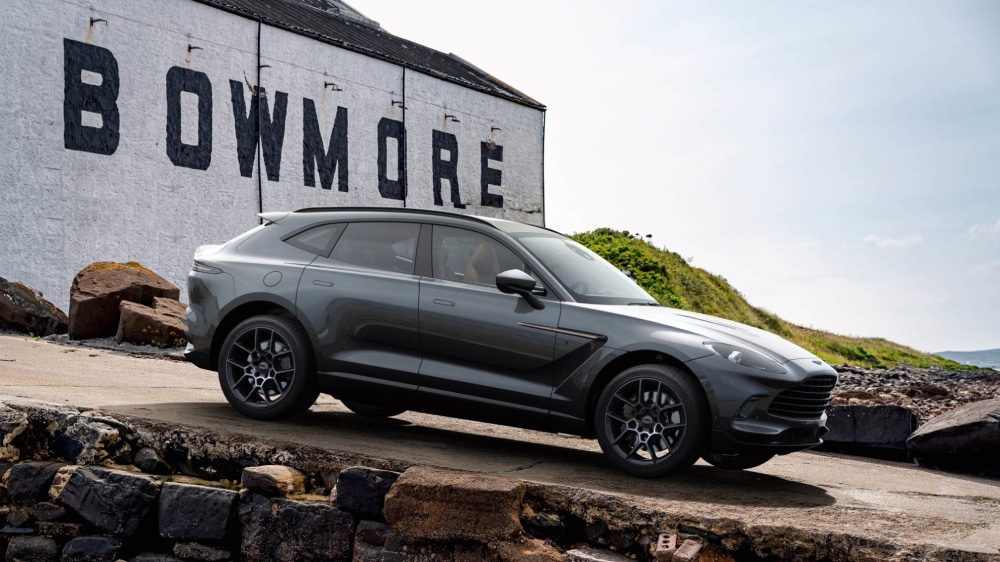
[{"left": 0, "top": 0, "right": 544, "bottom": 313}]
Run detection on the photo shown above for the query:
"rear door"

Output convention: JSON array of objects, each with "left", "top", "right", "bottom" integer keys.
[
  {"left": 416, "top": 225, "right": 561, "bottom": 427},
  {"left": 296, "top": 221, "right": 421, "bottom": 401}
]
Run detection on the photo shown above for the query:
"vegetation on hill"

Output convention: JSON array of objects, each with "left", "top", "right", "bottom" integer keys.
[{"left": 573, "top": 228, "right": 968, "bottom": 369}]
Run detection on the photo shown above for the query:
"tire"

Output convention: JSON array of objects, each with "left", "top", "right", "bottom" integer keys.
[
  {"left": 341, "top": 400, "right": 406, "bottom": 418},
  {"left": 217, "top": 315, "right": 318, "bottom": 420},
  {"left": 595, "top": 364, "right": 707, "bottom": 478},
  {"left": 701, "top": 452, "right": 775, "bottom": 470}
]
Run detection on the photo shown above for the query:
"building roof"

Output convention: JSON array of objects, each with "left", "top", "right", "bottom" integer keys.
[{"left": 194, "top": 0, "right": 545, "bottom": 109}]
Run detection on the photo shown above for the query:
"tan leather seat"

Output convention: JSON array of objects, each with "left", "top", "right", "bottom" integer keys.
[{"left": 464, "top": 242, "right": 498, "bottom": 285}]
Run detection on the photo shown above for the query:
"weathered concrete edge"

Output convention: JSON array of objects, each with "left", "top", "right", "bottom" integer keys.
[{"left": 0, "top": 396, "right": 992, "bottom": 562}]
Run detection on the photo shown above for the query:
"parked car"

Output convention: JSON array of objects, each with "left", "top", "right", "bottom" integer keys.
[{"left": 185, "top": 207, "right": 837, "bottom": 477}]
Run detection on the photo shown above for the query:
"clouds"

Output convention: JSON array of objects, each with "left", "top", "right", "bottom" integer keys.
[
  {"left": 862, "top": 234, "right": 923, "bottom": 248},
  {"left": 964, "top": 219, "right": 1000, "bottom": 241}
]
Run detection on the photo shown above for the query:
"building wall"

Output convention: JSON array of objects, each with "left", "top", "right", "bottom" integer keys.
[{"left": 0, "top": 0, "right": 544, "bottom": 312}]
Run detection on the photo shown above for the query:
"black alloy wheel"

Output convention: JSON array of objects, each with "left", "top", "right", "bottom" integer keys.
[
  {"left": 595, "top": 364, "right": 707, "bottom": 478},
  {"left": 218, "top": 315, "right": 318, "bottom": 420}
]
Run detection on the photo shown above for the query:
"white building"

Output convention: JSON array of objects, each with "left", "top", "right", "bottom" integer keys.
[{"left": 0, "top": 0, "right": 545, "bottom": 311}]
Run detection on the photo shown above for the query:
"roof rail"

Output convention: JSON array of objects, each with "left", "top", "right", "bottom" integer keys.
[{"left": 292, "top": 206, "right": 497, "bottom": 228}]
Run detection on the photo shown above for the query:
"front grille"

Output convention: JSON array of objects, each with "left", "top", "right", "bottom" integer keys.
[{"left": 768, "top": 375, "right": 838, "bottom": 419}]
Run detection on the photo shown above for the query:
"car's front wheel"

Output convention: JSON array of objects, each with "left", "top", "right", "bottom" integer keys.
[
  {"left": 218, "top": 315, "right": 318, "bottom": 420},
  {"left": 595, "top": 364, "right": 707, "bottom": 478}
]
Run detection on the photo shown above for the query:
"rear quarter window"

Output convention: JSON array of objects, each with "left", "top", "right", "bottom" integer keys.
[{"left": 283, "top": 223, "right": 347, "bottom": 256}]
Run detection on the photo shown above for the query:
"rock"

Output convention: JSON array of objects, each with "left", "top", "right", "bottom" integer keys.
[
  {"left": 34, "top": 521, "right": 82, "bottom": 538},
  {"left": 172, "top": 543, "right": 232, "bottom": 562},
  {"left": 238, "top": 491, "right": 353, "bottom": 562},
  {"left": 566, "top": 548, "right": 632, "bottom": 561},
  {"left": 522, "top": 511, "right": 564, "bottom": 542},
  {"left": 489, "top": 536, "right": 564, "bottom": 562},
  {"left": 58, "top": 466, "right": 159, "bottom": 537},
  {"left": 0, "top": 406, "right": 30, "bottom": 449},
  {"left": 158, "top": 482, "right": 238, "bottom": 543},
  {"left": 822, "top": 405, "right": 918, "bottom": 459},
  {"left": 6, "top": 462, "right": 67, "bottom": 509},
  {"left": 131, "top": 554, "right": 183, "bottom": 562},
  {"left": 5, "top": 535, "right": 58, "bottom": 562},
  {"left": 383, "top": 466, "right": 525, "bottom": 543},
  {"left": 116, "top": 298, "right": 187, "bottom": 348},
  {"left": 68, "top": 262, "right": 179, "bottom": 340},
  {"left": 352, "top": 520, "right": 407, "bottom": 562},
  {"left": 907, "top": 397, "right": 1000, "bottom": 476},
  {"left": 134, "top": 448, "right": 172, "bottom": 475},
  {"left": 32, "top": 503, "right": 65, "bottom": 522},
  {"left": 240, "top": 466, "right": 307, "bottom": 498},
  {"left": 0, "top": 277, "right": 68, "bottom": 336},
  {"left": 335, "top": 466, "right": 399, "bottom": 520},
  {"left": 53, "top": 417, "right": 123, "bottom": 464},
  {"left": 61, "top": 536, "right": 121, "bottom": 562},
  {"left": 47, "top": 466, "right": 77, "bottom": 502}
]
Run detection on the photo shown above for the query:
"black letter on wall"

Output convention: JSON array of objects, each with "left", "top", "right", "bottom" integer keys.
[
  {"left": 480, "top": 142, "right": 503, "bottom": 208},
  {"left": 302, "top": 99, "right": 348, "bottom": 191},
  {"left": 63, "top": 39, "right": 120, "bottom": 155},
  {"left": 229, "top": 80, "right": 287, "bottom": 181},
  {"left": 166, "top": 67, "right": 212, "bottom": 170},
  {"left": 432, "top": 130, "right": 464, "bottom": 209},
  {"left": 377, "top": 118, "right": 404, "bottom": 201}
]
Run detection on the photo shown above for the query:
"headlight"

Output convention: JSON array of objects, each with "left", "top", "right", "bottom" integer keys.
[
  {"left": 192, "top": 261, "right": 223, "bottom": 274},
  {"left": 704, "top": 342, "right": 787, "bottom": 374}
]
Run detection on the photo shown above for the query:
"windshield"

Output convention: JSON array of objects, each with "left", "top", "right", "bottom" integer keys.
[{"left": 514, "top": 234, "right": 659, "bottom": 305}]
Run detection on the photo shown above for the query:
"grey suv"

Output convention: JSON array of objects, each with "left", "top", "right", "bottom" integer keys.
[{"left": 185, "top": 207, "right": 837, "bottom": 477}]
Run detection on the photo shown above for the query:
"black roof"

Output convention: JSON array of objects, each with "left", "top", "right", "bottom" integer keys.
[{"left": 193, "top": 0, "right": 545, "bottom": 109}]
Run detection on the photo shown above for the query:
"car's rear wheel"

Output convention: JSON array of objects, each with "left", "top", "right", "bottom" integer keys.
[
  {"left": 595, "top": 364, "right": 707, "bottom": 478},
  {"left": 701, "top": 452, "right": 775, "bottom": 470},
  {"left": 341, "top": 400, "right": 406, "bottom": 418},
  {"left": 218, "top": 315, "right": 318, "bottom": 420}
]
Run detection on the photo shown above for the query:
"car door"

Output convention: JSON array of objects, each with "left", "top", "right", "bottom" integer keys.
[
  {"left": 296, "top": 221, "right": 421, "bottom": 401},
  {"left": 416, "top": 225, "right": 561, "bottom": 427}
]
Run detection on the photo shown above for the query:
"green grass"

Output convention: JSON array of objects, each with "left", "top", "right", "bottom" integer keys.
[{"left": 573, "top": 228, "right": 970, "bottom": 369}]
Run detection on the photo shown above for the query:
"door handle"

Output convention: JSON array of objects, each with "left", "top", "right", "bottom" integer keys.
[
  {"left": 433, "top": 299, "right": 455, "bottom": 307},
  {"left": 313, "top": 280, "right": 334, "bottom": 287}
]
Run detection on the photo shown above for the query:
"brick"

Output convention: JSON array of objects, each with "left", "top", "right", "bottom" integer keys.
[
  {"left": 653, "top": 533, "right": 677, "bottom": 561},
  {"left": 673, "top": 539, "right": 703, "bottom": 562}
]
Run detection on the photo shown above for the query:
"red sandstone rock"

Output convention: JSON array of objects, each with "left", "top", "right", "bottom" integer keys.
[
  {"left": 116, "top": 297, "right": 187, "bottom": 348},
  {"left": 68, "top": 262, "right": 179, "bottom": 339},
  {"left": 0, "top": 276, "right": 68, "bottom": 336}
]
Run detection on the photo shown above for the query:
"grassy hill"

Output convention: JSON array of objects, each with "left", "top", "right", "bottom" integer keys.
[{"left": 573, "top": 228, "right": 967, "bottom": 369}]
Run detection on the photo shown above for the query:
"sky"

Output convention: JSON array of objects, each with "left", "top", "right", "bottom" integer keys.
[{"left": 359, "top": 0, "right": 1000, "bottom": 353}]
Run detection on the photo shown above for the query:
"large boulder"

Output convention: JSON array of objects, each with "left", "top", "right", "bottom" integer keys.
[
  {"left": 822, "top": 405, "right": 918, "bottom": 460},
  {"left": 68, "top": 262, "right": 179, "bottom": 339},
  {"left": 907, "top": 397, "right": 1000, "bottom": 476},
  {"left": 0, "top": 276, "right": 68, "bottom": 336},
  {"left": 116, "top": 297, "right": 188, "bottom": 348}
]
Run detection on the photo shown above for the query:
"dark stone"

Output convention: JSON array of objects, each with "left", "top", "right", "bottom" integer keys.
[
  {"left": 0, "top": 277, "right": 68, "bottom": 336},
  {"left": 116, "top": 298, "right": 188, "bottom": 348},
  {"left": 5, "top": 536, "right": 58, "bottom": 562},
  {"left": 334, "top": 466, "right": 399, "bottom": 520},
  {"left": 134, "top": 449, "right": 172, "bottom": 476},
  {"left": 35, "top": 522, "right": 82, "bottom": 539},
  {"left": 58, "top": 467, "right": 159, "bottom": 537},
  {"left": 585, "top": 521, "right": 608, "bottom": 541},
  {"left": 352, "top": 521, "right": 407, "bottom": 562},
  {"left": 907, "top": 398, "right": 1000, "bottom": 476},
  {"left": 240, "top": 466, "right": 306, "bottom": 498},
  {"left": 53, "top": 418, "right": 123, "bottom": 465},
  {"left": 158, "top": 483, "right": 237, "bottom": 543},
  {"left": 60, "top": 536, "right": 120, "bottom": 562},
  {"left": 7, "top": 463, "right": 67, "bottom": 509},
  {"left": 238, "top": 491, "right": 353, "bottom": 562},
  {"left": 33, "top": 504, "right": 65, "bottom": 523},
  {"left": 821, "top": 405, "right": 918, "bottom": 460},
  {"left": 68, "top": 262, "right": 179, "bottom": 340},
  {"left": 171, "top": 543, "right": 231, "bottom": 562},
  {"left": 5, "top": 510, "right": 29, "bottom": 528},
  {"left": 523, "top": 511, "right": 564, "bottom": 542},
  {"left": 131, "top": 555, "right": 183, "bottom": 562},
  {"left": 0, "top": 527, "right": 34, "bottom": 536}
]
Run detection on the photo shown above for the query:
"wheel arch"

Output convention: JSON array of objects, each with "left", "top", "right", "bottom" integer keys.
[
  {"left": 210, "top": 299, "right": 300, "bottom": 370},
  {"left": 584, "top": 350, "right": 711, "bottom": 437}
]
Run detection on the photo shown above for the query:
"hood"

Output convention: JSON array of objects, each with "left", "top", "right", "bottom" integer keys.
[{"left": 609, "top": 306, "right": 817, "bottom": 363}]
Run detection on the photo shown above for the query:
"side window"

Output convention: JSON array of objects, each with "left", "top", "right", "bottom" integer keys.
[
  {"left": 283, "top": 223, "right": 346, "bottom": 256},
  {"left": 432, "top": 226, "right": 525, "bottom": 287},
  {"left": 329, "top": 222, "right": 420, "bottom": 274}
]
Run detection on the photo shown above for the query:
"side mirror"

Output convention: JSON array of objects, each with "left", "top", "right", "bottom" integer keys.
[{"left": 496, "top": 269, "right": 545, "bottom": 310}]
